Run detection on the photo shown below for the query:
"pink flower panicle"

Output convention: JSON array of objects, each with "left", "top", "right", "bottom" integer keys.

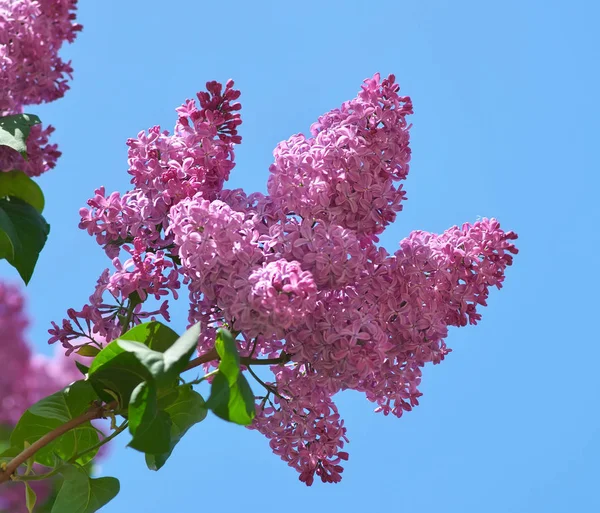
[
  {"left": 79, "top": 80, "right": 242, "bottom": 258},
  {"left": 57, "top": 79, "right": 244, "bottom": 351},
  {"left": 0, "top": 283, "right": 101, "bottom": 409},
  {"left": 0, "top": 281, "right": 32, "bottom": 426},
  {"left": 53, "top": 74, "right": 518, "bottom": 485},
  {"left": 268, "top": 73, "right": 413, "bottom": 238},
  {"left": 254, "top": 366, "right": 349, "bottom": 486},
  {"left": 0, "top": 0, "right": 80, "bottom": 112},
  {"left": 0, "top": 0, "right": 81, "bottom": 176}
]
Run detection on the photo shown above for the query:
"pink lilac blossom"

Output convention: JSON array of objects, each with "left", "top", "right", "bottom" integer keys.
[
  {"left": 268, "top": 73, "right": 412, "bottom": 238},
  {"left": 0, "top": 281, "right": 32, "bottom": 426},
  {"left": 0, "top": 0, "right": 81, "bottom": 176},
  {"left": 253, "top": 366, "right": 349, "bottom": 486},
  {"left": 53, "top": 73, "right": 518, "bottom": 485},
  {"left": 0, "top": 281, "right": 83, "bottom": 423},
  {"left": 79, "top": 79, "right": 242, "bottom": 255}
]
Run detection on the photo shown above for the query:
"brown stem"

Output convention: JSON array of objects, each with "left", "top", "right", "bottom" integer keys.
[
  {"left": 184, "top": 349, "right": 291, "bottom": 372},
  {"left": 0, "top": 402, "right": 114, "bottom": 485},
  {"left": 241, "top": 353, "right": 291, "bottom": 367},
  {"left": 184, "top": 348, "right": 219, "bottom": 371}
]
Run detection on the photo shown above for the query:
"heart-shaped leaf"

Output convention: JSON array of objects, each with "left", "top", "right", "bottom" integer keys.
[
  {"left": 51, "top": 465, "right": 119, "bottom": 513},
  {"left": 145, "top": 385, "right": 207, "bottom": 470}
]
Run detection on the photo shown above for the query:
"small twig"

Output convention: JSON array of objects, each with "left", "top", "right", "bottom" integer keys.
[
  {"left": 120, "top": 299, "right": 136, "bottom": 336},
  {"left": 248, "top": 337, "right": 259, "bottom": 359},
  {"left": 246, "top": 366, "right": 282, "bottom": 399},
  {"left": 190, "top": 369, "right": 220, "bottom": 385},
  {"left": 68, "top": 420, "right": 128, "bottom": 464},
  {"left": 184, "top": 348, "right": 219, "bottom": 372},
  {"left": 184, "top": 348, "right": 291, "bottom": 372},
  {"left": 242, "top": 353, "right": 291, "bottom": 366}
]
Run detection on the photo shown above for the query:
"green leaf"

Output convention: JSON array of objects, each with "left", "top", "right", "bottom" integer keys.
[
  {"left": 127, "top": 290, "right": 143, "bottom": 308},
  {"left": 51, "top": 465, "right": 119, "bottom": 513},
  {"left": 87, "top": 323, "right": 198, "bottom": 413},
  {"left": 25, "top": 482, "right": 37, "bottom": 513},
  {"left": 76, "top": 345, "right": 100, "bottom": 357},
  {"left": 34, "top": 476, "right": 62, "bottom": 513},
  {"left": 0, "top": 445, "right": 21, "bottom": 460},
  {"left": 114, "top": 321, "right": 198, "bottom": 388},
  {"left": 112, "top": 340, "right": 168, "bottom": 384},
  {"left": 127, "top": 381, "right": 172, "bottom": 454},
  {"left": 0, "top": 170, "right": 44, "bottom": 212},
  {"left": 24, "top": 441, "right": 34, "bottom": 475},
  {"left": 0, "top": 423, "right": 12, "bottom": 454},
  {"left": 27, "top": 381, "right": 97, "bottom": 422},
  {"left": 0, "top": 113, "right": 41, "bottom": 157},
  {"left": 145, "top": 385, "right": 207, "bottom": 471},
  {"left": 206, "top": 330, "right": 256, "bottom": 425},
  {"left": 161, "top": 322, "right": 201, "bottom": 378},
  {"left": 0, "top": 197, "right": 50, "bottom": 284},
  {"left": 214, "top": 328, "right": 241, "bottom": 373},
  {"left": 75, "top": 361, "right": 90, "bottom": 376},
  {"left": 119, "top": 320, "right": 179, "bottom": 353},
  {"left": 10, "top": 381, "right": 100, "bottom": 466},
  {"left": 87, "top": 341, "right": 153, "bottom": 408},
  {"left": 206, "top": 372, "right": 255, "bottom": 426}
]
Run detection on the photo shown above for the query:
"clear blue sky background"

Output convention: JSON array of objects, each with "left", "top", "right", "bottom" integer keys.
[{"left": 2, "top": 0, "right": 598, "bottom": 511}]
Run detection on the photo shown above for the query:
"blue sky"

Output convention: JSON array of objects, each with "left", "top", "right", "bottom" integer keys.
[{"left": 2, "top": 0, "right": 598, "bottom": 511}]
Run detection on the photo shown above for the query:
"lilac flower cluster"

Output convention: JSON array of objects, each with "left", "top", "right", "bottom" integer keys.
[
  {"left": 50, "top": 73, "right": 518, "bottom": 485},
  {"left": 0, "top": 0, "right": 81, "bottom": 176}
]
